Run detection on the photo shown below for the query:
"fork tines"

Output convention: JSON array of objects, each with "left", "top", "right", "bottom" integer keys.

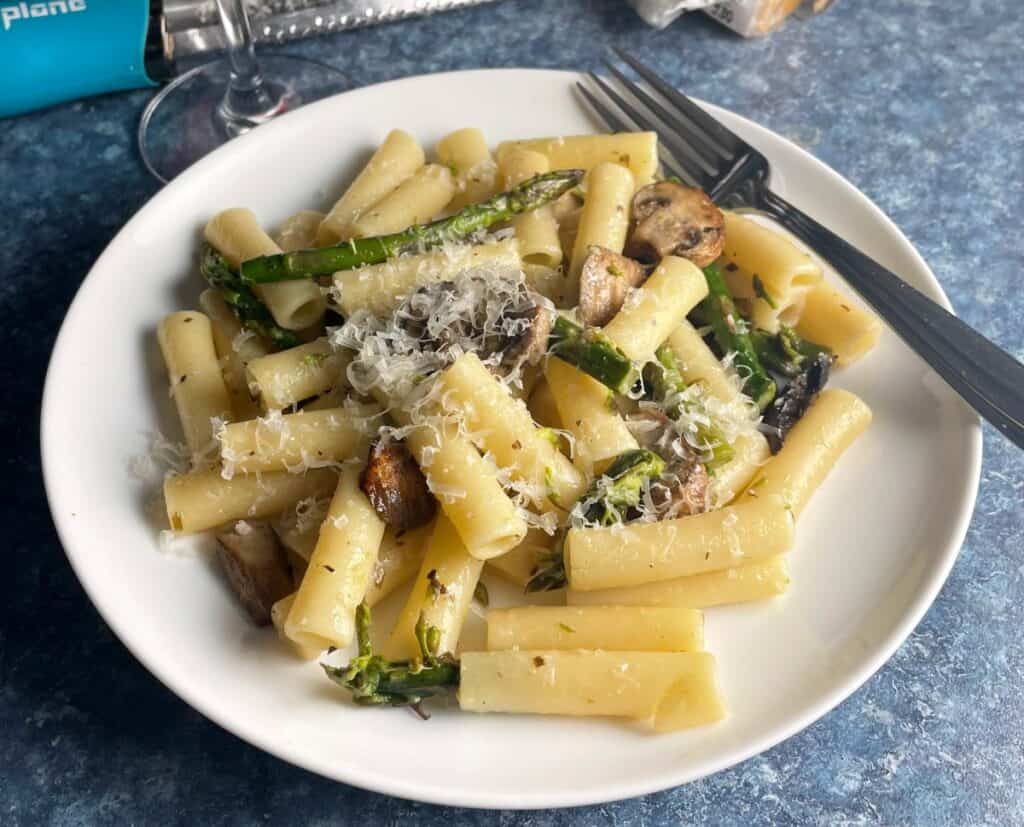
[{"left": 578, "top": 49, "right": 754, "bottom": 199}]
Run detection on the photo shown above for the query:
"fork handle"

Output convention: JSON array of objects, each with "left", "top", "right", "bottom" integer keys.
[{"left": 758, "top": 188, "right": 1024, "bottom": 449}]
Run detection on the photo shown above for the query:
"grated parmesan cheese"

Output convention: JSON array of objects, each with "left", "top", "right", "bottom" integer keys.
[{"left": 330, "top": 267, "right": 548, "bottom": 406}]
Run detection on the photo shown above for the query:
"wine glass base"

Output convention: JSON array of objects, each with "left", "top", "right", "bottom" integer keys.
[{"left": 138, "top": 55, "right": 348, "bottom": 184}]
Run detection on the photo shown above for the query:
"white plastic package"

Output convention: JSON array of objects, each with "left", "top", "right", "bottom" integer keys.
[{"left": 627, "top": 0, "right": 836, "bottom": 36}]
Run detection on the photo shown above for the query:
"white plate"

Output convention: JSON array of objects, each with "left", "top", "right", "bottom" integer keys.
[{"left": 42, "top": 69, "right": 981, "bottom": 809}]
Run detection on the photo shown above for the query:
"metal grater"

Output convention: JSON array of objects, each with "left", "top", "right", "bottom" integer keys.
[{"left": 163, "top": 0, "right": 503, "bottom": 62}]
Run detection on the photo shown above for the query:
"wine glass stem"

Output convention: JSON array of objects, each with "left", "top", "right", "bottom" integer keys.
[{"left": 215, "top": 0, "right": 282, "bottom": 130}]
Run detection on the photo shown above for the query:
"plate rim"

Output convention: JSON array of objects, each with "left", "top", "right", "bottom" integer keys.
[{"left": 41, "top": 67, "right": 983, "bottom": 809}]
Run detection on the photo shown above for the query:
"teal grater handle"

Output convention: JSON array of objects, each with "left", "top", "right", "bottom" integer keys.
[{"left": 0, "top": 0, "right": 159, "bottom": 118}]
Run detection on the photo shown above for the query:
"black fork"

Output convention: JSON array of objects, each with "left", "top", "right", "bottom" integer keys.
[{"left": 577, "top": 49, "right": 1024, "bottom": 451}]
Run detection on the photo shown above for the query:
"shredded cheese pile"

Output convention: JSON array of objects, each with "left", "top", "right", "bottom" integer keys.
[
  {"left": 331, "top": 266, "right": 547, "bottom": 404},
  {"left": 329, "top": 265, "right": 560, "bottom": 532}
]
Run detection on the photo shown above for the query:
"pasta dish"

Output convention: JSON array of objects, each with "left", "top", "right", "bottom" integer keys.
[{"left": 154, "top": 127, "right": 879, "bottom": 731}]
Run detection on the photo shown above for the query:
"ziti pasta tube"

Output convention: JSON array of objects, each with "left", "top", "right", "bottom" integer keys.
[
  {"left": 567, "top": 556, "right": 791, "bottom": 609},
  {"left": 218, "top": 405, "right": 379, "bottom": 474},
  {"left": 205, "top": 208, "right": 326, "bottom": 331},
  {"left": 486, "top": 606, "right": 704, "bottom": 652},
  {"left": 741, "top": 388, "right": 872, "bottom": 517},
  {"left": 317, "top": 129, "right": 425, "bottom": 244},
  {"left": 459, "top": 649, "right": 726, "bottom": 732},
  {"left": 566, "top": 500, "right": 794, "bottom": 591},
  {"left": 164, "top": 468, "right": 337, "bottom": 534},
  {"left": 384, "top": 514, "right": 484, "bottom": 659},
  {"left": 285, "top": 464, "right": 386, "bottom": 652},
  {"left": 157, "top": 311, "right": 234, "bottom": 456}
]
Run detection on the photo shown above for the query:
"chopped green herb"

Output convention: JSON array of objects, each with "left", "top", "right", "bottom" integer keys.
[
  {"left": 544, "top": 465, "right": 563, "bottom": 508},
  {"left": 538, "top": 428, "right": 560, "bottom": 447}
]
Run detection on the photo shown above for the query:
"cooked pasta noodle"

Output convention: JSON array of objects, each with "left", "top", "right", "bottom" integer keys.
[
  {"left": 499, "top": 147, "right": 563, "bottom": 268},
  {"left": 157, "top": 311, "right": 234, "bottom": 455},
  {"left": 567, "top": 162, "right": 634, "bottom": 302},
  {"left": 567, "top": 556, "right": 790, "bottom": 608},
  {"left": 205, "top": 208, "right": 326, "bottom": 330},
  {"left": 384, "top": 514, "right": 484, "bottom": 659},
  {"left": 741, "top": 389, "right": 871, "bottom": 517},
  {"left": 218, "top": 405, "right": 379, "bottom": 474},
  {"left": 602, "top": 256, "right": 707, "bottom": 362},
  {"left": 285, "top": 464, "right": 386, "bottom": 652},
  {"left": 436, "top": 127, "right": 497, "bottom": 210},
  {"left": 317, "top": 129, "right": 425, "bottom": 244},
  {"left": 719, "top": 212, "right": 822, "bottom": 332},
  {"left": 198, "top": 289, "right": 267, "bottom": 420},
  {"left": 348, "top": 163, "right": 455, "bottom": 238},
  {"left": 404, "top": 415, "right": 528, "bottom": 560},
  {"left": 566, "top": 500, "right": 795, "bottom": 591},
  {"left": 246, "top": 339, "right": 350, "bottom": 410},
  {"left": 544, "top": 356, "right": 636, "bottom": 474},
  {"left": 487, "top": 606, "right": 703, "bottom": 652},
  {"left": 153, "top": 126, "right": 877, "bottom": 733},
  {"left": 496, "top": 133, "right": 658, "bottom": 186},
  {"left": 437, "top": 353, "right": 586, "bottom": 510},
  {"left": 794, "top": 283, "right": 882, "bottom": 365},
  {"left": 459, "top": 649, "right": 725, "bottom": 731},
  {"left": 164, "top": 467, "right": 337, "bottom": 534},
  {"left": 333, "top": 240, "right": 519, "bottom": 317}
]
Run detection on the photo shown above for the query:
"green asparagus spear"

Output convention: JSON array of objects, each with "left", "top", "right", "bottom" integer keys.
[
  {"left": 642, "top": 345, "right": 685, "bottom": 404},
  {"left": 199, "top": 244, "right": 301, "bottom": 351},
  {"left": 548, "top": 315, "right": 638, "bottom": 395},
  {"left": 322, "top": 604, "right": 459, "bottom": 708},
  {"left": 240, "top": 169, "right": 585, "bottom": 284},
  {"left": 699, "top": 263, "right": 776, "bottom": 410},
  {"left": 525, "top": 450, "right": 666, "bottom": 593},
  {"left": 749, "top": 325, "right": 832, "bottom": 378},
  {"left": 643, "top": 346, "right": 734, "bottom": 470}
]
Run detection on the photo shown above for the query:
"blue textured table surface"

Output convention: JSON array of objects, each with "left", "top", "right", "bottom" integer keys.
[{"left": 3, "top": 0, "right": 1022, "bottom": 823}]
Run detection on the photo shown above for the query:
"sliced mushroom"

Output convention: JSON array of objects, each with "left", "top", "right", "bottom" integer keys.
[
  {"left": 215, "top": 521, "right": 293, "bottom": 626},
  {"left": 502, "top": 297, "right": 555, "bottom": 366},
  {"left": 625, "top": 182, "right": 724, "bottom": 268},
  {"left": 626, "top": 408, "right": 675, "bottom": 453},
  {"left": 626, "top": 409, "right": 710, "bottom": 517},
  {"left": 654, "top": 461, "right": 711, "bottom": 518},
  {"left": 360, "top": 439, "right": 437, "bottom": 532},
  {"left": 578, "top": 245, "right": 647, "bottom": 327},
  {"left": 762, "top": 352, "right": 832, "bottom": 453}
]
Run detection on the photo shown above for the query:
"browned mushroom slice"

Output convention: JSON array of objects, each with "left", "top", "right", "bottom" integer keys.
[
  {"left": 668, "top": 461, "right": 711, "bottom": 516},
  {"left": 503, "top": 297, "right": 555, "bottom": 366},
  {"left": 360, "top": 439, "right": 437, "bottom": 533},
  {"left": 578, "top": 245, "right": 647, "bottom": 327},
  {"left": 626, "top": 408, "right": 674, "bottom": 452},
  {"left": 626, "top": 409, "right": 711, "bottom": 517},
  {"left": 625, "top": 182, "right": 724, "bottom": 268},
  {"left": 652, "top": 461, "right": 711, "bottom": 518},
  {"left": 215, "top": 521, "right": 293, "bottom": 626}
]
